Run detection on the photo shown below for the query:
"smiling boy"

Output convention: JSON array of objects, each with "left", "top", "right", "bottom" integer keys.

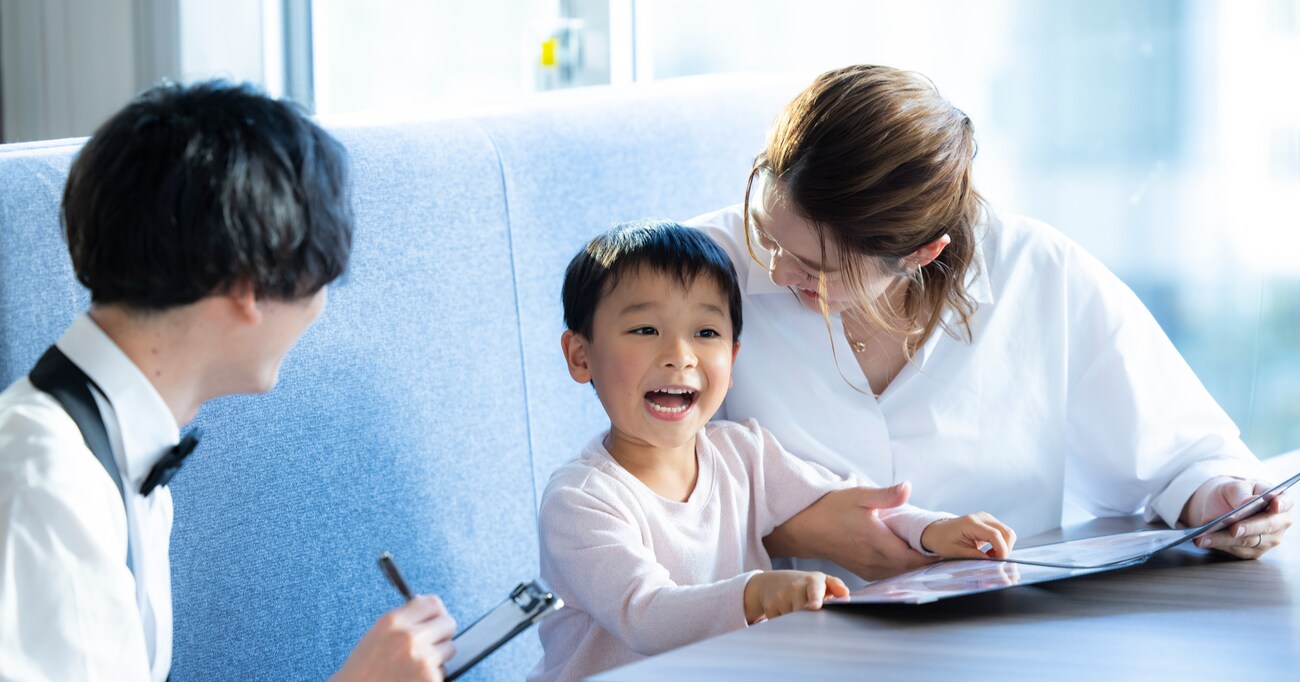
[{"left": 530, "top": 220, "right": 1016, "bottom": 681}]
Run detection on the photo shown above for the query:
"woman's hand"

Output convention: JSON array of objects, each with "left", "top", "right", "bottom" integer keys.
[
  {"left": 743, "top": 570, "right": 849, "bottom": 624},
  {"left": 1184, "top": 476, "right": 1293, "bottom": 559},
  {"left": 764, "top": 483, "right": 932, "bottom": 581},
  {"left": 331, "top": 594, "right": 457, "bottom": 682},
  {"left": 920, "top": 512, "right": 1018, "bottom": 559}
]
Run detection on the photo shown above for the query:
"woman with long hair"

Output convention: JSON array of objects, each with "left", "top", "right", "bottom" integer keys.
[{"left": 690, "top": 65, "right": 1291, "bottom": 583}]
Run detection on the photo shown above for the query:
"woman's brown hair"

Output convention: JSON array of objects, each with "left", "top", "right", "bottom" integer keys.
[{"left": 745, "top": 64, "right": 983, "bottom": 351}]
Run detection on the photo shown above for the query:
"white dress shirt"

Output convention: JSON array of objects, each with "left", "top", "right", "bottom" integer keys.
[
  {"left": 0, "top": 313, "right": 178, "bottom": 682},
  {"left": 690, "top": 205, "right": 1267, "bottom": 580}
]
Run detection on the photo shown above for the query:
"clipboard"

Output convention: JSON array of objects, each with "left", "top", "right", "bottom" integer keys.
[
  {"left": 443, "top": 580, "right": 563, "bottom": 680},
  {"left": 832, "top": 470, "right": 1300, "bottom": 605}
]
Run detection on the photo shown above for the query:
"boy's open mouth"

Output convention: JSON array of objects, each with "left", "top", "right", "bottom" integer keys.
[{"left": 644, "top": 387, "right": 698, "bottom": 414}]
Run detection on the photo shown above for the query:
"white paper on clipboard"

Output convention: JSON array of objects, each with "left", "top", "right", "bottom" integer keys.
[{"left": 444, "top": 580, "right": 563, "bottom": 680}]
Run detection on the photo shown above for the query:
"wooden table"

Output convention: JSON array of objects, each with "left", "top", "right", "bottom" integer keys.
[{"left": 593, "top": 515, "right": 1300, "bottom": 680}]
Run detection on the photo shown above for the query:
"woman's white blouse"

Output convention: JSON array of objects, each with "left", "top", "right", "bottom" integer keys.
[{"left": 690, "top": 205, "right": 1267, "bottom": 544}]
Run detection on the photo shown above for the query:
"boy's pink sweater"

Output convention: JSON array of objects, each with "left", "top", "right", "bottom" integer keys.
[{"left": 528, "top": 419, "right": 951, "bottom": 682}]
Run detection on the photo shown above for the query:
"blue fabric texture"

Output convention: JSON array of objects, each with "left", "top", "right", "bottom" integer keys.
[
  {"left": 477, "top": 76, "right": 803, "bottom": 493},
  {"left": 0, "top": 144, "right": 86, "bottom": 386},
  {"left": 0, "top": 75, "right": 802, "bottom": 680}
]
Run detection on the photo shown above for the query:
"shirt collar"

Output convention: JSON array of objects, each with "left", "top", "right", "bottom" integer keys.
[
  {"left": 965, "top": 224, "right": 994, "bottom": 306},
  {"left": 56, "top": 313, "right": 180, "bottom": 483}
]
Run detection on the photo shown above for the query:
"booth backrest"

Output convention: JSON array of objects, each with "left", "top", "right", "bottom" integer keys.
[{"left": 0, "top": 74, "right": 803, "bottom": 681}]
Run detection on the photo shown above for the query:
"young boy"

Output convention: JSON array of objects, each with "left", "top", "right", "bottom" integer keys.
[
  {"left": 530, "top": 220, "right": 1016, "bottom": 681},
  {"left": 0, "top": 81, "right": 454, "bottom": 682}
]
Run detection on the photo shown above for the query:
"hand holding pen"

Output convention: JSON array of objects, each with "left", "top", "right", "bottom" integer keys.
[{"left": 329, "top": 552, "right": 458, "bottom": 682}]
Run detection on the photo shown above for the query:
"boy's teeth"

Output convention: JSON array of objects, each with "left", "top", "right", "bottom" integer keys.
[
  {"left": 648, "top": 402, "right": 689, "bottom": 413},
  {"left": 646, "top": 388, "right": 695, "bottom": 412}
]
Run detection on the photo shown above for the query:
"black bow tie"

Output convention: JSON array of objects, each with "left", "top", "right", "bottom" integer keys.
[{"left": 140, "top": 429, "right": 202, "bottom": 496}]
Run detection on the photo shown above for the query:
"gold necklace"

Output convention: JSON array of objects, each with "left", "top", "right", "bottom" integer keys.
[{"left": 843, "top": 328, "right": 869, "bottom": 354}]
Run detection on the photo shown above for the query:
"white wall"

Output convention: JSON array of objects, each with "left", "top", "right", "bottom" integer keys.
[
  {"left": 1, "top": 0, "right": 141, "bottom": 142},
  {"left": 0, "top": 0, "right": 271, "bottom": 143}
]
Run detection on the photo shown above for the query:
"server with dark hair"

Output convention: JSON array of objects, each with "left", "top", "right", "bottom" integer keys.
[{"left": 0, "top": 81, "right": 456, "bottom": 682}]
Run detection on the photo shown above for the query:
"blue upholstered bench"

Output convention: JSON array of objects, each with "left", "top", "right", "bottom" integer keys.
[{"left": 0, "top": 75, "right": 801, "bottom": 680}]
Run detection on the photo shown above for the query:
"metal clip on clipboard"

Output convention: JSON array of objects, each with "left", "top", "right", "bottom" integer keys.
[{"left": 443, "top": 580, "right": 564, "bottom": 680}]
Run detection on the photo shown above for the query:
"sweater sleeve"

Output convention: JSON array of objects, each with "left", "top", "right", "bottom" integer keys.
[
  {"left": 878, "top": 504, "right": 955, "bottom": 556},
  {"left": 538, "top": 482, "right": 755, "bottom": 657},
  {"left": 734, "top": 420, "right": 955, "bottom": 555}
]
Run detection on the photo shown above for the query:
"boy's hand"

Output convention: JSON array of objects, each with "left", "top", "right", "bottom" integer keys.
[
  {"left": 765, "top": 483, "right": 932, "bottom": 580},
  {"left": 331, "top": 594, "right": 457, "bottom": 682},
  {"left": 921, "top": 512, "right": 1017, "bottom": 559},
  {"left": 743, "top": 570, "right": 849, "bottom": 624}
]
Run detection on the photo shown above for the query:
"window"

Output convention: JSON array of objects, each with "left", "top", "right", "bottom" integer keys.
[
  {"left": 633, "top": 0, "right": 1300, "bottom": 458},
  {"left": 5, "top": 0, "right": 1295, "bottom": 456}
]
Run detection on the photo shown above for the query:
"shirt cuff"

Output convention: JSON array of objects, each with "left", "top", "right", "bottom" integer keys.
[
  {"left": 737, "top": 570, "right": 764, "bottom": 625},
  {"left": 1146, "top": 457, "right": 1271, "bottom": 528}
]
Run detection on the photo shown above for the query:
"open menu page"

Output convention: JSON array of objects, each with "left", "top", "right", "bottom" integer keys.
[{"left": 834, "top": 471, "right": 1300, "bottom": 605}]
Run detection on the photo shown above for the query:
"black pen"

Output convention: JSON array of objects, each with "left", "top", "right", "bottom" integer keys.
[{"left": 378, "top": 551, "right": 414, "bottom": 602}]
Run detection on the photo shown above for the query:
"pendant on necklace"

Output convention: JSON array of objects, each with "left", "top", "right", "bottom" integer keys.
[{"left": 845, "top": 329, "right": 868, "bottom": 353}]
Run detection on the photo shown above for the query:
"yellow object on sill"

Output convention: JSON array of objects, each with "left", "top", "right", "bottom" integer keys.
[{"left": 540, "top": 38, "right": 558, "bottom": 67}]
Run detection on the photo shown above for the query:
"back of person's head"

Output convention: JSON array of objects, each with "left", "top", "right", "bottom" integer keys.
[
  {"left": 749, "top": 64, "right": 982, "bottom": 344},
  {"left": 63, "top": 80, "right": 353, "bottom": 310},
  {"left": 562, "top": 220, "right": 742, "bottom": 342}
]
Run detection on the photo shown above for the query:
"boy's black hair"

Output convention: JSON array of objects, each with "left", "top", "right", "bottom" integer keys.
[
  {"left": 62, "top": 80, "right": 353, "bottom": 310},
  {"left": 562, "top": 220, "right": 742, "bottom": 341}
]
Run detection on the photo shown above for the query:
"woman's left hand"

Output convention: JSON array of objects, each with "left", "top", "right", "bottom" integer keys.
[{"left": 1184, "top": 476, "right": 1293, "bottom": 559}]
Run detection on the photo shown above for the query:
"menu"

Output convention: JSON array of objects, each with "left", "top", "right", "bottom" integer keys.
[{"left": 833, "top": 471, "right": 1300, "bottom": 605}]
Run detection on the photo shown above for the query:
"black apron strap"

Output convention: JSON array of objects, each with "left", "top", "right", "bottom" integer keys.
[{"left": 28, "top": 345, "right": 134, "bottom": 573}]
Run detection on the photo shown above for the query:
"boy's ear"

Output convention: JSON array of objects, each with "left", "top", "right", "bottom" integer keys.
[
  {"left": 561, "top": 330, "right": 593, "bottom": 384},
  {"left": 729, "top": 340, "right": 740, "bottom": 388}
]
